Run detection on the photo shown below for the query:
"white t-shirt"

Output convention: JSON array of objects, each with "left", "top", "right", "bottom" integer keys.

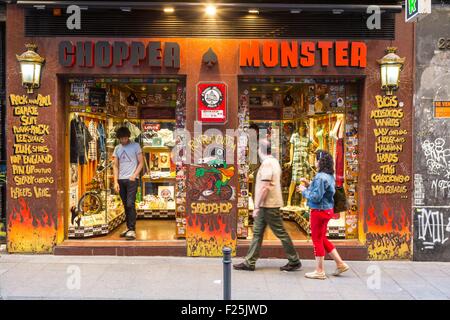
[
  {"left": 254, "top": 156, "right": 284, "bottom": 208},
  {"left": 113, "top": 142, "right": 142, "bottom": 180}
]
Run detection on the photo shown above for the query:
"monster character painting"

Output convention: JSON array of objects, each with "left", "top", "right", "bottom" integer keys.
[{"left": 190, "top": 158, "right": 235, "bottom": 201}]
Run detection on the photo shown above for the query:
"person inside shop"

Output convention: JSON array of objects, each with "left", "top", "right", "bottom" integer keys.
[
  {"left": 298, "top": 150, "right": 349, "bottom": 279},
  {"left": 113, "top": 127, "right": 144, "bottom": 240},
  {"left": 234, "top": 139, "right": 302, "bottom": 272}
]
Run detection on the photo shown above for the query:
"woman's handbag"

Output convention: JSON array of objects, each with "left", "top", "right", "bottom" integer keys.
[{"left": 333, "top": 186, "right": 348, "bottom": 218}]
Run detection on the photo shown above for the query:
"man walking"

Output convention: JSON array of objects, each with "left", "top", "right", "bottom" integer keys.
[
  {"left": 113, "top": 127, "right": 144, "bottom": 240},
  {"left": 234, "top": 139, "right": 301, "bottom": 271}
]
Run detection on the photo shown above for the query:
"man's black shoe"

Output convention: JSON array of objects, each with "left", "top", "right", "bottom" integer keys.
[
  {"left": 280, "top": 262, "right": 302, "bottom": 272},
  {"left": 233, "top": 262, "right": 255, "bottom": 271}
]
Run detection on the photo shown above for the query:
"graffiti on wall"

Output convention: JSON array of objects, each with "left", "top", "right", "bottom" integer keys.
[
  {"left": 365, "top": 203, "right": 411, "bottom": 260},
  {"left": 414, "top": 208, "right": 450, "bottom": 261},
  {"left": 366, "top": 94, "right": 412, "bottom": 260},
  {"left": 421, "top": 138, "right": 450, "bottom": 200},
  {"left": 7, "top": 94, "right": 57, "bottom": 252}
]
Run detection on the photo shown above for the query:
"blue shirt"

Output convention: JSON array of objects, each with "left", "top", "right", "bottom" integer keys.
[
  {"left": 113, "top": 142, "right": 142, "bottom": 180},
  {"left": 302, "top": 172, "right": 335, "bottom": 210}
]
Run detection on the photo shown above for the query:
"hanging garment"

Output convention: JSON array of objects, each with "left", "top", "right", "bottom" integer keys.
[
  {"left": 125, "top": 120, "right": 142, "bottom": 141},
  {"left": 70, "top": 116, "right": 80, "bottom": 164},
  {"left": 79, "top": 120, "right": 93, "bottom": 165},
  {"left": 97, "top": 122, "right": 107, "bottom": 162},
  {"left": 88, "top": 119, "right": 98, "bottom": 161},
  {"left": 334, "top": 120, "right": 345, "bottom": 187},
  {"left": 70, "top": 116, "right": 92, "bottom": 165}
]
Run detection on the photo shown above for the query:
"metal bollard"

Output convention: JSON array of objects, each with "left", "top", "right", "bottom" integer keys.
[{"left": 222, "top": 246, "right": 232, "bottom": 300}]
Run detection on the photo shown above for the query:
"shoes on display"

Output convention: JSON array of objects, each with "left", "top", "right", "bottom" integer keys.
[
  {"left": 333, "top": 263, "right": 350, "bottom": 276},
  {"left": 305, "top": 270, "right": 327, "bottom": 280},
  {"left": 125, "top": 230, "right": 136, "bottom": 240},
  {"left": 280, "top": 261, "right": 302, "bottom": 272},
  {"left": 120, "top": 229, "right": 130, "bottom": 237},
  {"left": 233, "top": 262, "right": 255, "bottom": 271}
]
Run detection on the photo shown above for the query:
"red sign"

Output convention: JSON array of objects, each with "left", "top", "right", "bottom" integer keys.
[
  {"left": 197, "top": 82, "right": 227, "bottom": 123},
  {"left": 142, "top": 122, "right": 161, "bottom": 131}
]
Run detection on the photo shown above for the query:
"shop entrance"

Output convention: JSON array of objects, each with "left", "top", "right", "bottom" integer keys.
[
  {"left": 239, "top": 77, "right": 361, "bottom": 241},
  {"left": 64, "top": 77, "right": 186, "bottom": 242}
]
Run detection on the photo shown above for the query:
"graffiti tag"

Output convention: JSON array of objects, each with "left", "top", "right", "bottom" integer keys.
[
  {"left": 422, "top": 138, "right": 450, "bottom": 175},
  {"left": 417, "top": 208, "right": 450, "bottom": 250}
]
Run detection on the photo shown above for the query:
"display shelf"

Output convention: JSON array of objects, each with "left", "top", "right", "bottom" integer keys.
[
  {"left": 68, "top": 111, "right": 107, "bottom": 120},
  {"left": 143, "top": 146, "right": 171, "bottom": 152},
  {"left": 307, "top": 109, "right": 346, "bottom": 118},
  {"left": 280, "top": 207, "right": 310, "bottom": 233},
  {"left": 68, "top": 211, "right": 125, "bottom": 239},
  {"left": 137, "top": 209, "right": 176, "bottom": 219},
  {"left": 142, "top": 176, "right": 175, "bottom": 183}
]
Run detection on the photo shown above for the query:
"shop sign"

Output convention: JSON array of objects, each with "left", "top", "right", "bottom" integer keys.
[
  {"left": 58, "top": 41, "right": 180, "bottom": 68},
  {"left": 8, "top": 93, "right": 57, "bottom": 252},
  {"left": 127, "top": 105, "right": 138, "bottom": 119},
  {"left": 433, "top": 101, "right": 450, "bottom": 118},
  {"left": 370, "top": 95, "right": 410, "bottom": 196},
  {"left": 239, "top": 41, "right": 367, "bottom": 68},
  {"left": 405, "top": 0, "right": 431, "bottom": 22},
  {"left": 197, "top": 82, "right": 227, "bottom": 124}
]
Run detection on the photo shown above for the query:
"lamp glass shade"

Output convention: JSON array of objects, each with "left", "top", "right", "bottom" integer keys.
[
  {"left": 33, "top": 64, "right": 41, "bottom": 85},
  {"left": 380, "top": 63, "right": 401, "bottom": 87},
  {"left": 20, "top": 62, "right": 36, "bottom": 84}
]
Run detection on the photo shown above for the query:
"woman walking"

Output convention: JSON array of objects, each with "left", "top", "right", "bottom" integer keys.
[{"left": 298, "top": 150, "right": 349, "bottom": 280}]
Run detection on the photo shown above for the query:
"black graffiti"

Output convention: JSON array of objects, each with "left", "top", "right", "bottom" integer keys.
[{"left": 366, "top": 231, "right": 411, "bottom": 252}]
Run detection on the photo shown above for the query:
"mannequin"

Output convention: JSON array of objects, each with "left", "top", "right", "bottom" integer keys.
[
  {"left": 316, "top": 124, "right": 325, "bottom": 150},
  {"left": 285, "top": 124, "right": 312, "bottom": 207}
]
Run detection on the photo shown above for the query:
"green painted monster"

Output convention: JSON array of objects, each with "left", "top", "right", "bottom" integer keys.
[{"left": 195, "top": 159, "right": 235, "bottom": 196}]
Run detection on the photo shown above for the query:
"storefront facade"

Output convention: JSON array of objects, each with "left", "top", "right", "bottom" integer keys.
[{"left": 5, "top": 2, "right": 415, "bottom": 260}]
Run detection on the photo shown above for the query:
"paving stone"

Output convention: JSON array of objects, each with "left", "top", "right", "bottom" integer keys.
[{"left": 0, "top": 255, "right": 449, "bottom": 299}]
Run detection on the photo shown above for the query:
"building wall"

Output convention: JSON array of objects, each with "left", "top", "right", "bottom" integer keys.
[
  {"left": 5, "top": 4, "right": 415, "bottom": 259},
  {"left": 413, "top": 5, "right": 450, "bottom": 261}
]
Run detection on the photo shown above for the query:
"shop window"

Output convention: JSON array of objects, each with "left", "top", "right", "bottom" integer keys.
[
  {"left": 66, "top": 77, "right": 186, "bottom": 241},
  {"left": 238, "top": 77, "right": 360, "bottom": 240}
]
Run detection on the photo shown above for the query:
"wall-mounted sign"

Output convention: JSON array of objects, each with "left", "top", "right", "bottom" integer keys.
[
  {"left": 239, "top": 41, "right": 367, "bottom": 68},
  {"left": 127, "top": 105, "right": 138, "bottom": 119},
  {"left": 434, "top": 101, "right": 450, "bottom": 118},
  {"left": 405, "top": 0, "right": 431, "bottom": 23},
  {"left": 197, "top": 82, "right": 227, "bottom": 124},
  {"left": 59, "top": 41, "right": 180, "bottom": 68}
]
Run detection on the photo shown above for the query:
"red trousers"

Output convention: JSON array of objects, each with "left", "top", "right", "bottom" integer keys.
[{"left": 310, "top": 209, "right": 336, "bottom": 257}]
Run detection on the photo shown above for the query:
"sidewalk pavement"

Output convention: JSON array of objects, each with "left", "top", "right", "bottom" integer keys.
[{"left": 1, "top": 253, "right": 450, "bottom": 300}]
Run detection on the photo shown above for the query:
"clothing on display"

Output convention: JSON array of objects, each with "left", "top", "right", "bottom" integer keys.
[
  {"left": 88, "top": 120, "right": 98, "bottom": 161},
  {"left": 97, "top": 122, "right": 107, "bottom": 162},
  {"left": 67, "top": 78, "right": 185, "bottom": 240},
  {"left": 70, "top": 114, "right": 93, "bottom": 165},
  {"left": 331, "top": 118, "right": 345, "bottom": 187},
  {"left": 290, "top": 132, "right": 312, "bottom": 184},
  {"left": 241, "top": 78, "right": 360, "bottom": 240},
  {"left": 316, "top": 126, "right": 324, "bottom": 150}
]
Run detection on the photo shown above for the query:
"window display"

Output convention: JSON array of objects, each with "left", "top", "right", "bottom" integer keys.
[
  {"left": 239, "top": 77, "right": 360, "bottom": 240},
  {"left": 67, "top": 77, "right": 186, "bottom": 239}
]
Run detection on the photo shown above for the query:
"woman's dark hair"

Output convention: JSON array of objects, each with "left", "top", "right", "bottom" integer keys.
[
  {"left": 316, "top": 150, "right": 334, "bottom": 175},
  {"left": 116, "top": 126, "right": 131, "bottom": 139}
]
